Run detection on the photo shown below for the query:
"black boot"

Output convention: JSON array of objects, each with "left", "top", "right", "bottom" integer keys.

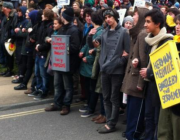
[
  {"left": 14, "top": 83, "right": 27, "bottom": 90},
  {"left": 12, "top": 77, "right": 23, "bottom": 84}
]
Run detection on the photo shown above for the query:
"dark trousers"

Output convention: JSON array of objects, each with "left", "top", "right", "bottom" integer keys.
[
  {"left": 86, "top": 78, "right": 98, "bottom": 113},
  {"left": 100, "top": 94, "right": 106, "bottom": 116},
  {"left": 126, "top": 95, "right": 145, "bottom": 140},
  {"left": 54, "top": 71, "right": 74, "bottom": 108},
  {"left": 4, "top": 47, "right": 14, "bottom": 72},
  {"left": 21, "top": 55, "right": 35, "bottom": 85},
  {"left": 101, "top": 73, "right": 124, "bottom": 128},
  {"left": 144, "top": 85, "right": 160, "bottom": 140},
  {"left": 80, "top": 75, "right": 86, "bottom": 99},
  {"left": 19, "top": 55, "right": 27, "bottom": 76},
  {"left": 0, "top": 41, "right": 6, "bottom": 64},
  {"left": 15, "top": 45, "right": 22, "bottom": 75},
  {"left": 84, "top": 77, "right": 97, "bottom": 106},
  {"left": 31, "top": 75, "right": 37, "bottom": 91}
]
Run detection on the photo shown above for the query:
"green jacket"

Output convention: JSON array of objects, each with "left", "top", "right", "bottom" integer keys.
[{"left": 80, "top": 26, "right": 103, "bottom": 78}]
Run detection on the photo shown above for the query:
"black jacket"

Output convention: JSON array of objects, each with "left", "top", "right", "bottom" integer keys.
[
  {"left": 145, "top": 38, "right": 171, "bottom": 107},
  {"left": 36, "top": 20, "right": 54, "bottom": 57},
  {"left": 0, "top": 10, "right": 17, "bottom": 43},
  {"left": 58, "top": 23, "right": 80, "bottom": 73},
  {"left": 25, "top": 21, "right": 41, "bottom": 56}
]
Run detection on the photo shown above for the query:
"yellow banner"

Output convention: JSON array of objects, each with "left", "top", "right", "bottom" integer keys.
[{"left": 150, "top": 40, "right": 180, "bottom": 109}]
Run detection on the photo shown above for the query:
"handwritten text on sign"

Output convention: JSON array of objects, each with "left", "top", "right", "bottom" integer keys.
[
  {"left": 150, "top": 40, "right": 180, "bottom": 109},
  {"left": 51, "top": 35, "right": 70, "bottom": 72}
]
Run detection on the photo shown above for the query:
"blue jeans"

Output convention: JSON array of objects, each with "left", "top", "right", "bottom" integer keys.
[
  {"left": 54, "top": 71, "right": 74, "bottom": 108},
  {"left": 144, "top": 85, "right": 160, "bottom": 140},
  {"left": 126, "top": 95, "right": 145, "bottom": 140},
  {"left": 35, "top": 55, "right": 48, "bottom": 94}
]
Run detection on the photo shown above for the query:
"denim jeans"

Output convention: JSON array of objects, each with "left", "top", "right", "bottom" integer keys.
[
  {"left": 101, "top": 73, "right": 124, "bottom": 129},
  {"left": 144, "top": 85, "right": 160, "bottom": 140},
  {"left": 126, "top": 95, "right": 145, "bottom": 140},
  {"left": 54, "top": 71, "right": 74, "bottom": 108},
  {"left": 35, "top": 55, "right": 48, "bottom": 94}
]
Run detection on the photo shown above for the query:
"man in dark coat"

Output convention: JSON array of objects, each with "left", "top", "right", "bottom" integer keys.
[
  {"left": 140, "top": 9, "right": 173, "bottom": 140},
  {"left": 94, "top": 8, "right": 130, "bottom": 133},
  {"left": 0, "top": 2, "right": 17, "bottom": 77}
]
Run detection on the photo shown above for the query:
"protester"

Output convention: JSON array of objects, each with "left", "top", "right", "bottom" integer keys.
[
  {"left": 94, "top": 8, "right": 130, "bottom": 133},
  {"left": 0, "top": 2, "right": 17, "bottom": 77},
  {"left": 114, "top": 0, "right": 121, "bottom": 10},
  {"left": 28, "top": 9, "right": 54, "bottom": 100},
  {"left": 23, "top": 10, "right": 43, "bottom": 94},
  {"left": 121, "top": 7, "right": 149, "bottom": 140},
  {"left": 123, "top": 15, "right": 133, "bottom": 30},
  {"left": 11, "top": 6, "right": 29, "bottom": 84},
  {"left": 87, "top": 10, "right": 106, "bottom": 124},
  {"left": 21, "top": 0, "right": 27, "bottom": 7},
  {"left": 140, "top": 9, "right": 173, "bottom": 140},
  {"left": 45, "top": 8, "right": 80, "bottom": 115},
  {"left": 79, "top": 10, "right": 103, "bottom": 118},
  {"left": 76, "top": 8, "right": 93, "bottom": 104},
  {"left": 73, "top": 1, "right": 81, "bottom": 11},
  {"left": 166, "top": 8, "right": 180, "bottom": 34},
  {"left": 157, "top": 14, "right": 180, "bottom": 140}
]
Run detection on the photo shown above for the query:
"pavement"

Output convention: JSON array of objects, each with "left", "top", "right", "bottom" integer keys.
[
  {"left": 0, "top": 76, "right": 54, "bottom": 111},
  {"left": 0, "top": 104, "right": 126, "bottom": 140}
]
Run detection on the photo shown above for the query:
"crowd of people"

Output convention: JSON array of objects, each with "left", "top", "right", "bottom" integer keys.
[{"left": 0, "top": 0, "right": 180, "bottom": 139}]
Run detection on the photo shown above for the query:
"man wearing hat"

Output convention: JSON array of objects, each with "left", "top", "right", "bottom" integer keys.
[
  {"left": 0, "top": 1, "right": 17, "bottom": 77},
  {"left": 45, "top": 8, "right": 80, "bottom": 115},
  {"left": 93, "top": 8, "right": 130, "bottom": 133}
]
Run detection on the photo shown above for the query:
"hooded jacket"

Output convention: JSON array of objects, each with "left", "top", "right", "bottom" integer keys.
[{"left": 121, "top": 7, "right": 149, "bottom": 98}]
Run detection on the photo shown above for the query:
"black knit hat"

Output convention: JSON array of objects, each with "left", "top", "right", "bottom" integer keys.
[{"left": 62, "top": 8, "right": 74, "bottom": 22}]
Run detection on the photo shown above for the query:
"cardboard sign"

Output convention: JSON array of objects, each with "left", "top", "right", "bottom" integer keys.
[
  {"left": 150, "top": 40, "right": 180, "bottom": 109},
  {"left": 117, "top": 9, "right": 127, "bottom": 25},
  {"left": 51, "top": 35, "right": 70, "bottom": 72},
  {"left": 57, "top": 0, "right": 70, "bottom": 6}
]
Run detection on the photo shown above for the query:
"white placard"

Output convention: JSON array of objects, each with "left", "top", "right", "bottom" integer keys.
[
  {"left": 117, "top": 9, "right": 127, "bottom": 25},
  {"left": 57, "top": 0, "right": 70, "bottom": 6},
  {"left": 134, "top": 0, "right": 145, "bottom": 7}
]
